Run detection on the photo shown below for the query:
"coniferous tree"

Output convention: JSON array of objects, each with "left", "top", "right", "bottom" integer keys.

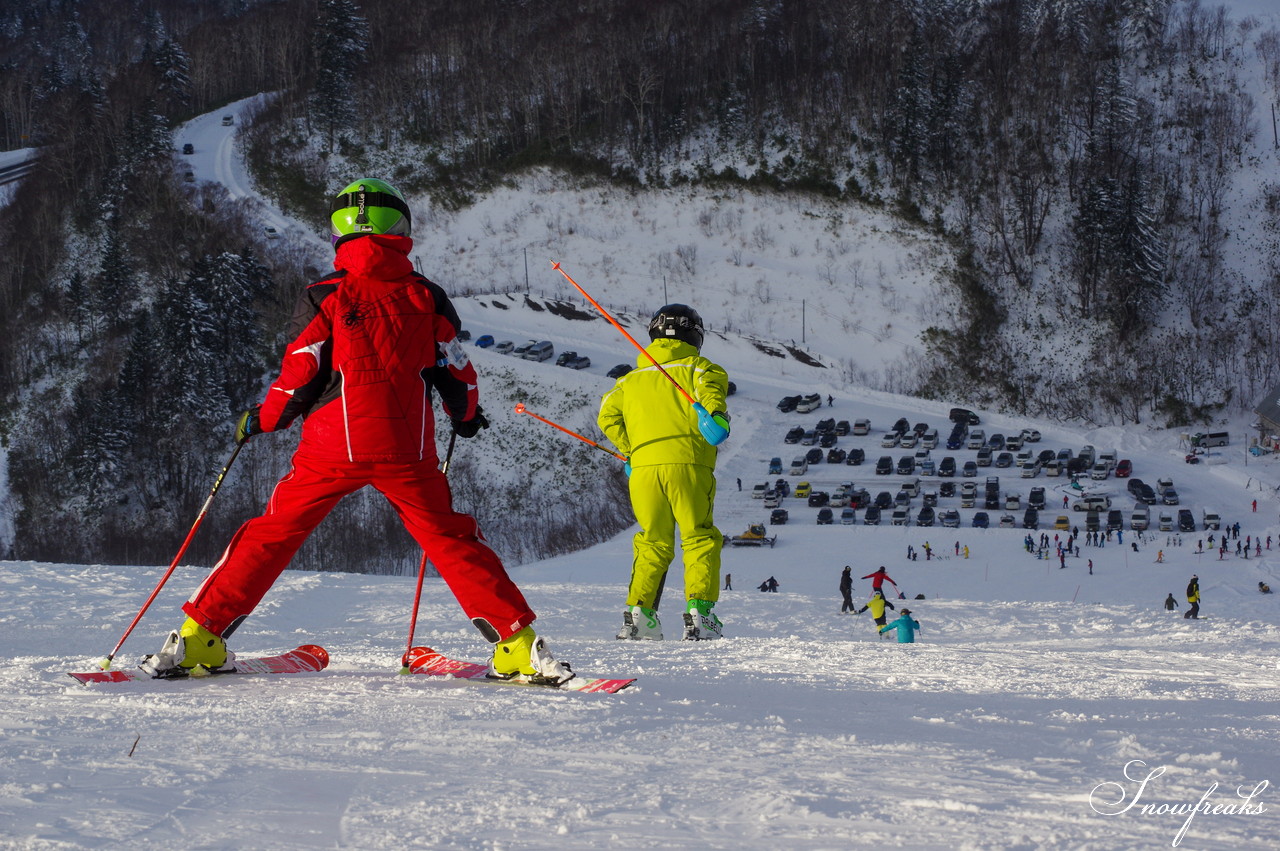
[{"left": 311, "top": 0, "right": 369, "bottom": 148}]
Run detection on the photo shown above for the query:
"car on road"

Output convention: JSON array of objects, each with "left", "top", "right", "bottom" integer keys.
[
  {"left": 785, "top": 426, "right": 805, "bottom": 444},
  {"left": 770, "top": 508, "right": 789, "bottom": 525},
  {"left": 1115, "top": 459, "right": 1132, "bottom": 477},
  {"left": 607, "top": 363, "right": 633, "bottom": 378},
  {"left": 565, "top": 355, "right": 590, "bottom": 369},
  {"left": 845, "top": 447, "right": 865, "bottom": 466},
  {"left": 263, "top": 226, "right": 280, "bottom": 239},
  {"left": 1054, "top": 515, "right": 1070, "bottom": 530},
  {"left": 827, "top": 448, "right": 847, "bottom": 464},
  {"left": 816, "top": 508, "right": 834, "bottom": 525},
  {"left": 917, "top": 505, "right": 935, "bottom": 526},
  {"left": 874, "top": 491, "right": 894, "bottom": 510},
  {"left": 794, "top": 481, "right": 812, "bottom": 498},
  {"left": 962, "top": 460, "right": 978, "bottom": 477},
  {"left": 807, "top": 491, "right": 830, "bottom": 507},
  {"left": 875, "top": 456, "right": 893, "bottom": 475},
  {"left": 474, "top": 334, "right": 495, "bottom": 348},
  {"left": 763, "top": 491, "right": 781, "bottom": 509},
  {"left": 494, "top": 340, "right": 514, "bottom": 354},
  {"left": 221, "top": 114, "right": 234, "bottom": 125},
  {"left": 835, "top": 420, "right": 851, "bottom": 435},
  {"left": 768, "top": 457, "right": 783, "bottom": 474},
  {"left": 777, "top": 395, "right": 801, "bottom": 412},
  {"left": 852, "top": 418, "right": 871, "bottom": 435},
  {"left": 972, "top": 511, "right": 990, "bottom": 528},
  {"left": 1177, "top": 509, "right": 1195, "bottom": 532},
  {"left": 841, "top": 507, "right": 856, "bottom": 525},
  {"left": 863, "top": 506, "right": 881, "bottom": 525},
  {"left": 940, "top": 509, "right": 961, "bottom": 528},
  {"left": 806, "top": 448, "right": 824, "bottom": 465},
  {"left": 181, "top": 142, "right": 194, "bottom": 154},
  {"left": 556, "top": 351, "right": 579, "bottom": 367}
]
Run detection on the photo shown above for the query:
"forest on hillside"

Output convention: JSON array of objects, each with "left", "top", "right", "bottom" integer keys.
[{"left": 0, "top": 0, "right": 1277, "bottom": 566}]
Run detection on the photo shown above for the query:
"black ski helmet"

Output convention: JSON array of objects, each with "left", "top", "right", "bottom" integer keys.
[{"left": 648, "top": 303, "right": 704, "bottom": 350}]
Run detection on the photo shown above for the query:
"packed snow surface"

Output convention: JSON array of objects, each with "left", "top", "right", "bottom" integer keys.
[{"left": 3, "top": 367, "right": 1279, "bottom": 849}]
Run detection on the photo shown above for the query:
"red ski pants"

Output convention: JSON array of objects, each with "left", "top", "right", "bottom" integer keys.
[{"left": 182, "top": 453, "right": 536, "bottom": 642}]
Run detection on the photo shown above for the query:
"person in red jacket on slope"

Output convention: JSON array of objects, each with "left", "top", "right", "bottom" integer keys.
[
  {"left": 861, "top": 566, "right": 900, "bottom": 598},
  {"left": 141, "top": 178, "right": 572, "bottom": 685}
]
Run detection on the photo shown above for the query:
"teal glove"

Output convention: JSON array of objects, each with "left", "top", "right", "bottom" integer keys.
[
  {"left": 235, "top": 406, "right": 262, "bottom": 444},
  {"left": 693, "top": 403, "right": 730, "bottom": 446},
  {"left": 624, "top": 458, "right": 632, "bottom": 478}
]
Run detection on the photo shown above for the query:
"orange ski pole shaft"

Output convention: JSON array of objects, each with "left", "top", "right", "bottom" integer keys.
[
  {"left": 550, "top": 261, "right": 697, "bottom": 408},
  {"left": 514, "top": 403, "right": 627, "bottom": 462}
]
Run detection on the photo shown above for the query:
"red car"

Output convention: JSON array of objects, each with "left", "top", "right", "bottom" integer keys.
[{"left": 1115, "top": 459, "right": 1132, "bottom": 477}]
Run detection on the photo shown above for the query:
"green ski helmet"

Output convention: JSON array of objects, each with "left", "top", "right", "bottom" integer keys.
[{"left": 329, "top": 178, "right": 411, "bottom": 244}]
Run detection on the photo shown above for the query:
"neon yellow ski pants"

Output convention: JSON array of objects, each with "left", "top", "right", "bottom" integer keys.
[{"left": 625, "top": 463, "right": 721, "bottom": 608}]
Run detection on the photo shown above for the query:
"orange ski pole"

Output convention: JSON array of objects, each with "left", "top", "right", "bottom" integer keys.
[
  {"left": 550, "top": 261, "right": 697, "bottom": 408},
  {"left": 514, "top": 403, "right": 626, "bottom": 462}
]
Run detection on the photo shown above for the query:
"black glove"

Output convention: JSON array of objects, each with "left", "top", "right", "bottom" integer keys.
[
  {"left": 235, "top": 406, "right": 262, "bottom": 444},
  {"left": 452, "top": 406, "right": 490, "bottom": 438}
]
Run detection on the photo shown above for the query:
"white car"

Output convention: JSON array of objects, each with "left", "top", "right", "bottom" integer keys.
[{"left": 1021, "top": 428, "right": 1041, "bottom": 442}]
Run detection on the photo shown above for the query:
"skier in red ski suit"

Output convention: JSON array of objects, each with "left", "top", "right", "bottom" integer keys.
[
  {"left": 861, "top": 566, "right": 899, "bottom": 597},
  {"left": 142, "top": 178, "right": 571, "bottom": 683}
]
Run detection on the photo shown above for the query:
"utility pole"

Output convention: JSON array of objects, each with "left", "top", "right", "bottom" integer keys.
[
  {"left": 523, "top": 248, "right": 529, "bottom": 293},
  {"left": 663, "top": 274, "right": 668, "bottom": 303},
  {"left": 802, "top": 299, "right": 806, "bottom": 344}
]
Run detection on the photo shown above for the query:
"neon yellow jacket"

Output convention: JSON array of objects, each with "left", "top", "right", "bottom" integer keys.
[{"left": 598, "top": 339, "right": 729, "bottom": 468}]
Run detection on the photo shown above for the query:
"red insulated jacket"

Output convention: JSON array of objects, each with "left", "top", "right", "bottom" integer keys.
[{"left": 258, "top": 234, "right": 478, "bottom": 463}]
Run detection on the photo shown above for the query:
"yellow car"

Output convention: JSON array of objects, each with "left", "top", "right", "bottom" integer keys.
[
  {"left": 1054, "top": 515, "right": 1070, "bottom": 530},
  {"left": 794, "top": 481, "right": 812, "bottom": 498}
]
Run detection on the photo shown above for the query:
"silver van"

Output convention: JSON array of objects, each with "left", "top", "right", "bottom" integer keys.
[
  {"left": 789, "top": 456, "right": 808, "bottom": 476},
  {"left": 524, "top": 341, "right": 555, "bottom": 361}
]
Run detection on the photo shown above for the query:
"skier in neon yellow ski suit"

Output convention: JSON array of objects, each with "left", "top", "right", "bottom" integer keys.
[{"left": 599, "top": 304, "right": 730, "bottom": 641}]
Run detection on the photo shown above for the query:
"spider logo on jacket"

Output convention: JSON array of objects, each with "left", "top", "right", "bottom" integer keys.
[{"left": 342, "top": 300, "right": 371, "bottom": 328}]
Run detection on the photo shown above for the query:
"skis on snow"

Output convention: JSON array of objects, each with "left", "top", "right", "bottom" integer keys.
[
  {"left": 67, "top": 645, "right": 330, "bottom": 685},
  {"left": 405, "top": 646, "right": 636, "bottom": 694}
]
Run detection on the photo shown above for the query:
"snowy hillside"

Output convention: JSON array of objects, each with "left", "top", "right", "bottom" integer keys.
[
  {"left": 4, "top": 4, "right": 1279, "bottom": 846},
  {"left": 3, "top": 332, "right": 1279, "bottom": 849}
]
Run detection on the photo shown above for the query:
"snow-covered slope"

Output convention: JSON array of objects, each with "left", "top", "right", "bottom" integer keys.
[{"left": 3, "top": 356, "right": 1279, "bottom": 849}]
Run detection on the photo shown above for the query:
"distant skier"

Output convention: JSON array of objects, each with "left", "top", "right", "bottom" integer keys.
[
  {"left": 879, "top": 608, "right": 922, "bottom": 643},
  {"left": 599, "top": 303, "right": 731, "bottom": 641},
  {"left": 1164, "top": 593, "right": 1178, "bottom": 611},
  {"left": 839, "top": 566, "right": 855, "bottom": 613},
  {"left": 759, "top": 576, "right": 779, "bottom": 593},
  {"left": 855, "top": 590, "right": 896, "bottom": 635},
  {"left": 1260, "top": 582, "right": 1272, "bottom": 594},
  {"left": 862, "top": 566, "right": 900, "bottom": 597},
  {"left": 1184, "top": 575, "right": 1200, "bottom": 619}
]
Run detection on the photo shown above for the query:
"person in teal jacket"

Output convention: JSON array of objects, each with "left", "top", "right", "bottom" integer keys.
[{"left": 879, "top": 608, "right": 921, "bottom": 643}]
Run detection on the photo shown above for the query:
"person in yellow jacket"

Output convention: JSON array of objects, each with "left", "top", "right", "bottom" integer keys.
[
  {"left": 855, "top": 589, "right": 897, "bottom": 637},
  {"left": 599, "top": 304, "right": 730, "bottom": 641}
]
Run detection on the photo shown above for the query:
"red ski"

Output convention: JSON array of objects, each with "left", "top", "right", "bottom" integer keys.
[
  {"left": 67, "top": 645, "right": 330, "bottom": 685},
  {"left": 406, "top": 646, "right": 635, "bottom": 694}
]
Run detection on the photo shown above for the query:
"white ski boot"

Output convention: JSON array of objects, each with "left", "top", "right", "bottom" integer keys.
[{"left": 616, "top": 606, "right": 663, "bottom": 640}]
